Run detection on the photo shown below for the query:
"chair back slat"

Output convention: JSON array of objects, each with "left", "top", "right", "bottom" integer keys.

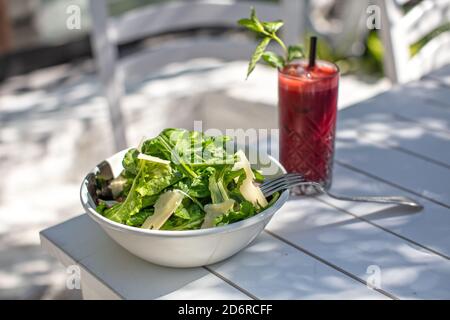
[
  {"left": 109, "top": 0, "right": 281, "bottom": 45},
  {"left": 90, "top": 0, "right": 127, "bottom": 150},
  {"left": 379, "top": 0, "right": 410, "bottom": 83},
  {"left": 119, "top": 37, "right": 261, "bottom": 85},
  {"left": 409, "top": 32, "right": 450, "bottom": 79},
  {"left": 380, "top": 0, "right": 450, "bottom": 84},
  {"left": 403, "top": 0, "right": 450, "bottom": 45}
]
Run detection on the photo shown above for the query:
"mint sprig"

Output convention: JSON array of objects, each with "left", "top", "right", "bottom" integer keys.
[{"left": 238, "top": 7, "right": 305, "bottom": 78}]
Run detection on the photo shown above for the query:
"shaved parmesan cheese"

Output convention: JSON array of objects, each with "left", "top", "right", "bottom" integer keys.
[
  {"left": 109, "top": 175, "right": 127, "bottom": 198},
  {"left": 141, "top": 190, "right": 184, "bottom": 230},
  {"left": 233, "top": 150, "right": 268, "bottom": 208},
  {"left": 201, "top": 199, "right": 235, "bottom": 229},
  {"left": 137, "top": 153, "right": 170, "bottom": 165}
]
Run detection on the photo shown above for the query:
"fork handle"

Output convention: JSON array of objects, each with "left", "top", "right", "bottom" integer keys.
[{"left": 295, "top": 182, "right": 423, "bottom": 209}]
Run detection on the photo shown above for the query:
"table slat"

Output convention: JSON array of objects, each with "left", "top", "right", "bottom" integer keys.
[
  {"left": 338, "top": 111, "right": 450, "bottom": 169},
  {"left": 79, "top": 241, "right": 252, "bottom": 300},
  {"left": 266, "top": 198, "right": 450, "bottom": 299},
  {"left": 341, "top": 81, "right": 450, "bottom": 134},
  {"left": 208, "top": 233, "right": 387, "bottom": 300},
  {"left": 323, "top": 164, "right": 450, "bottom": 258},
  {"left": 335, "top": 137, "right": 450, "bottom": 208}
]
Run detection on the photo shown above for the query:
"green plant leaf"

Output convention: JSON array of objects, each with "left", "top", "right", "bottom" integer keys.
[
  {"left": 287, "top": 45, "right": 305, "bottom": 62},
  {"left": 247, "top": 37, "right": 271, "bottom": 78},
  {"left": 250, "top": 7, "right": 265, "bottom": 33},
  {"left": 262, "top": 51, "right": 285, "bottom": 69},
  {"left": 238, "top": 7, "right": 289, "bottom": 78},
  {"left": 237, "top": 18, "right": 263, "bottom": 33},
  {"left": 263, "top": 20, "right": 284, "bottom": 33}
]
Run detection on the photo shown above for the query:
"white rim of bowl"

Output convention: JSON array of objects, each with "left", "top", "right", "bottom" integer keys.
[{"left": 80, "top": 154, "right": 288, "bottom": 238}]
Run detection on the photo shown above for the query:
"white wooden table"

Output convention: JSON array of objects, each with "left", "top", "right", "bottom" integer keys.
[{"left": 40, "top": 68, "right": 450, "bottom": 300}]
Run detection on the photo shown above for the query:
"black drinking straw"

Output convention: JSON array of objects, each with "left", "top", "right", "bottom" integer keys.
[{"left": 308, "top": 36, "right": 317, "bottom": 69}]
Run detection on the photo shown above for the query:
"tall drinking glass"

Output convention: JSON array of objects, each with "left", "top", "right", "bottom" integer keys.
[{"left": 278, "top": 59, "right": 339, "bottom": 193}]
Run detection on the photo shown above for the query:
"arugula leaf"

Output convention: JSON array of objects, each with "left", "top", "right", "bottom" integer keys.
[
  {"left": 224, "top": 167, "right": 245, "bottom": 186},
  {"left": 175, "top": 173, "right": 210, "bottom": 199},
  {"left": 161, "top": 201, "right": 204, "bottom": 230},
  {"left": 156, "top": 197, "right": 192, "bottom": 222},
  {"left": 140, "top": 137, "right": 168, "bottom": 160},
  {"left": 247, "top": 37, "right": 271, "bottom": 79},
  {"left": 267, "top": 191, "right": 280, "bottom": 207},
  {"left": 95, "top": 201, "right": 109, "bottom": 215},
  {"left": 102, "top": 199, "right": 129, "bottom": 223},
  {"left": 252, "top": 168, "right": 265, "bottom": 183},
  {"left": 142, "top": 194, "right": 159, "bottom": 208},
  {"left": 144, "top": 128, "right": 234, "bottom": 176},
  {"left": 173, "top": 206, "right": 190, "bottom": 220},
  {"left": 201, "top": 135, "right": 234, "bottom": 165},
  {"left": 159, "top": 135, "right": 198, "bottom": 178},
  {"left": 141, "top": 128, "right": 198, "bottom": 178},
  {"left": 262, "top": 51, "right": 285, "bottom": 69},
  {"left": 287, "top": 45, "right": 305, "bottom": 62},
  {"left": 214, "top": 200, "right": 256, "bottom": 226},
  {"left": 126, "top": 208, "right": 153, "bottom": 227}
]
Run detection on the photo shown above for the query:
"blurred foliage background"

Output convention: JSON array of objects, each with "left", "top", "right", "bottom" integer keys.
[{"left": 1, "top": 0, "right": 449, "bottom": 80}]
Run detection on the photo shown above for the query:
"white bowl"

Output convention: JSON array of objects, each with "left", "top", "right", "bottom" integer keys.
[{"left": 80, "top": 149, "right": 289, "bottom": 268}]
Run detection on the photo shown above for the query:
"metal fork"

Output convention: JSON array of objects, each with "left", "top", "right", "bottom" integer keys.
[{"left": 260, "top": 173, "right": 423, "bottom": 209}]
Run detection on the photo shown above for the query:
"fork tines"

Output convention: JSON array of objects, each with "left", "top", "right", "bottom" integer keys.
[{"left": 260, "top": 173, "right": 305, "bottom": 196}]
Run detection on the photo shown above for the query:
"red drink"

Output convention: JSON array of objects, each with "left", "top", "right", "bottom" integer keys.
[{"left": 278, "top": 59, "right": 339, "bottom": 191}]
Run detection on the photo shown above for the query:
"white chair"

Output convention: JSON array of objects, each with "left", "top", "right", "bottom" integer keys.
[
  {"left": 89, "top": 0, "right": 302, "bottom": 151},
  {"left": 379, "top": 0, "right": 450, "bottom": 84},
  {"left": 309, "top": 0, "right": 371, "bottom": 56}
]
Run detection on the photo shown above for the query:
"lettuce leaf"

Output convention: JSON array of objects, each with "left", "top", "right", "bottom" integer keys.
[
  {"left": 160, "top": 200, "right": 204, "bottom": 230},
  {"left": 122, "top": 148, "right": 140, "bottom": 176},
  {"left": 126, "top": 207, "right": 153, "bottom": 227},
  {"left": 102, "top": 158, "right": 181, "bottom": 223},
  {"left": 214, "top": 200, "right": 256, "bottom": 226}
]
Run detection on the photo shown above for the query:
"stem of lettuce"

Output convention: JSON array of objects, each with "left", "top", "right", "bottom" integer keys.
[{"left": 158, "top": 136, "right": 198, "bottom": 179}]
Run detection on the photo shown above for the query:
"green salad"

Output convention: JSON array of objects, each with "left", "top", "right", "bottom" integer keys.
[{"left": 94, "top": 128, "right": 279, "bottom": 230}]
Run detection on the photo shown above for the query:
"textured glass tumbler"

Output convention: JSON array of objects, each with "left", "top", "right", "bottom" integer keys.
[{"left": 278, "top": 59, "right": 339, "bottom": 194}]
